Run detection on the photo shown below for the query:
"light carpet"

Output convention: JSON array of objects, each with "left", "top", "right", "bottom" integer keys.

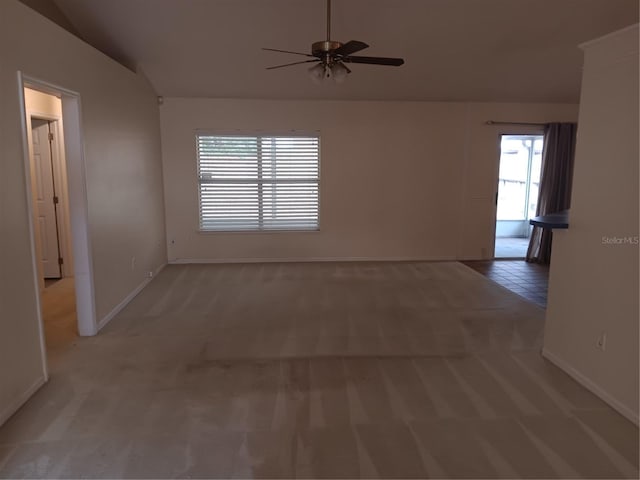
[{"left": 0, "top": 262, "right": 637, "bottom": 478}]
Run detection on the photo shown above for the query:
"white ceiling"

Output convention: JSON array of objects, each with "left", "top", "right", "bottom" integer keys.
[{"left": 52, "top": 0, "right": 638, "bottom": 102}]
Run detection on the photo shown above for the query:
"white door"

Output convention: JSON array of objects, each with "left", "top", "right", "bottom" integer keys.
[{"left": 31, "top": 119, "right": 61, "bottom": 278}]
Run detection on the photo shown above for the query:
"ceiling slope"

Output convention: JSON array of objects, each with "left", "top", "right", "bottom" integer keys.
[{"left": 53, "top": 0, "right": 638, "bottom": 101}]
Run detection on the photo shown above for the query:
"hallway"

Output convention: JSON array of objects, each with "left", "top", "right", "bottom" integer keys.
[{"left": 41, "top": 278, "right": 77, "bottom": 358}]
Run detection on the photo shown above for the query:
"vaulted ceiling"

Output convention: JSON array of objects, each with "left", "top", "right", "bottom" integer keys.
[{"left": 50, "top": 0, "right": 637, "bottom": 102}]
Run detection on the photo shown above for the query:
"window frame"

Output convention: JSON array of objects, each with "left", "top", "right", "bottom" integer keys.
[{"left": 195, "top": 131, "right": 321, "bottom": 233}]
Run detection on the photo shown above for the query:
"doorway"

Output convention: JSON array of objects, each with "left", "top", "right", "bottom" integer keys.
[
  {"left": 24, "top": 88, "right": 79, "bottom": 354},
  {"left": 494, "top": 134, "right": 544, "bottom": 258},
  {"left": 19, "top": 74, "right": 98, "bottom": 361}
]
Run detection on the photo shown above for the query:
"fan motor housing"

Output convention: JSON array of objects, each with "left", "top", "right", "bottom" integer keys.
[{"left": 312, "top": 40, "right": 342, "bottom": 56}]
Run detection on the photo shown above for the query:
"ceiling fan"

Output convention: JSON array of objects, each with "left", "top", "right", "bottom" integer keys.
[{"left": 263, "top": 0, "right": 405, "bottom": 83}]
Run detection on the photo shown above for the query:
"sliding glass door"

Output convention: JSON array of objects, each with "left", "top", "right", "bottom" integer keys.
[{"left": 495, "top": 135, "right": 544, "bottom": 257}]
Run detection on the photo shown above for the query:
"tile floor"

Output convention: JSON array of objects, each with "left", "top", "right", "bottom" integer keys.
[
  {"left": 494, "top": 237, "right": 530, "bottom": 258},
  {"left": 463, "top": 260, "right": 549, "bottom": 308}
]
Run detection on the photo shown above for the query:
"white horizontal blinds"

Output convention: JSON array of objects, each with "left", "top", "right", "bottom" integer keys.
[
  {"left": 260, "top": 136, "right": 319, "bottom": 230},
  {"left": 197, "top": 134, "right": 319, "bottom": 231},
  {"left": 198, "top": 136, "right": 260, "bottom": 230}
]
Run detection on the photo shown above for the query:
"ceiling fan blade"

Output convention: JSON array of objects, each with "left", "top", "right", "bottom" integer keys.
[
  {"left": 262, "top": 47, "right": 315, "bottom": 57},
  {"left": 334, "top": 40, "right": 369, "bottom": 57},
  {"left": 343, "top": 56, "right": 405, "bottom": 66},
  {"left": 266, "top": 59, "right": 320, "bottom": 70}
]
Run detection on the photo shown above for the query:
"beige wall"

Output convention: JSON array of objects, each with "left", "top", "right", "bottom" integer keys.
[
  {"left": 17, "top": 0, "right": 80, "bottom": 37},
  {"left": 160, "top": 99, "right": 578, "bottom": 262},
  {"left": 543, "top": 25, "right": 639, "bottom": 423},
  {"left": 0, "top": 0, "right": 166, "bottom": 425}
]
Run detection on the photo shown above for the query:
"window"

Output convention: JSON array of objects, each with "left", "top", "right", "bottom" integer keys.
[{"left": 197, "top": 134, "right": 319, "bottom": 231}]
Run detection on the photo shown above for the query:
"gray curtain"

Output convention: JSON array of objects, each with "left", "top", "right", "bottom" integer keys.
[{"left": 526, "top": 123, "right": 577, "bottom": 264}]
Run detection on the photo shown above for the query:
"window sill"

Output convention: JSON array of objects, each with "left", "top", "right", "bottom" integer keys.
[{"left": 197, "top": 229, "right": 320, "bottom": 235}]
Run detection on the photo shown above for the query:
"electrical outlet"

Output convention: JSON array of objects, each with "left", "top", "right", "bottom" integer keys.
[
  {"left": 596, "top": 332, "right": 607, "bottom": 351},
  {"left": 131, "top": 256, "right": 136, "bottom": 270}
]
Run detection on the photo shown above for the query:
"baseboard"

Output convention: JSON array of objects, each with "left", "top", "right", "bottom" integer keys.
[
  {"left": 97, "top": 263, "right": 166, "bottom": 331},
  {"left": 169, "top": 256, "right": 454, "bottom": 265},
  {"left": 0, "top": 376, "right": 47, "bottom": 428},
  {"left": 541, "top": 348, "right": 639, "bottom": 425}
]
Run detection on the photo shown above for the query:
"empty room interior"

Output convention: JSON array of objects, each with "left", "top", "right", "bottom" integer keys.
[{"left": 0, "top": 0, "right": 638, "bottom": 478}]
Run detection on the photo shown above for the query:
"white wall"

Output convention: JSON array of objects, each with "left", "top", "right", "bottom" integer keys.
[
  {"left": 0, "top": 0, "right": 166, "bottom": 426},
  {"left": 543, "top": 25, "right": 639, "bottom": 423},
  {"left": 160, "top": 99, "right": 577, "bottom": 262}
]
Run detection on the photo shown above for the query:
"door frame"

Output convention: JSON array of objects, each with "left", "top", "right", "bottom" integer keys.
[{"left": 18, "top": 72, "right": 98, "bottom": 338}]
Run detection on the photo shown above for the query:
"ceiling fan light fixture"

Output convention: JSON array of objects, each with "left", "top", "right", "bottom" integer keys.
[
  {"left": 309, "top": 60, "right": 350, "bottom": 84},
  {"left": 330, "top": 61, "right": 349, "bottom": 83},
  {"left": 308, "top": 63, "right": 327, "bottom": 84}
]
